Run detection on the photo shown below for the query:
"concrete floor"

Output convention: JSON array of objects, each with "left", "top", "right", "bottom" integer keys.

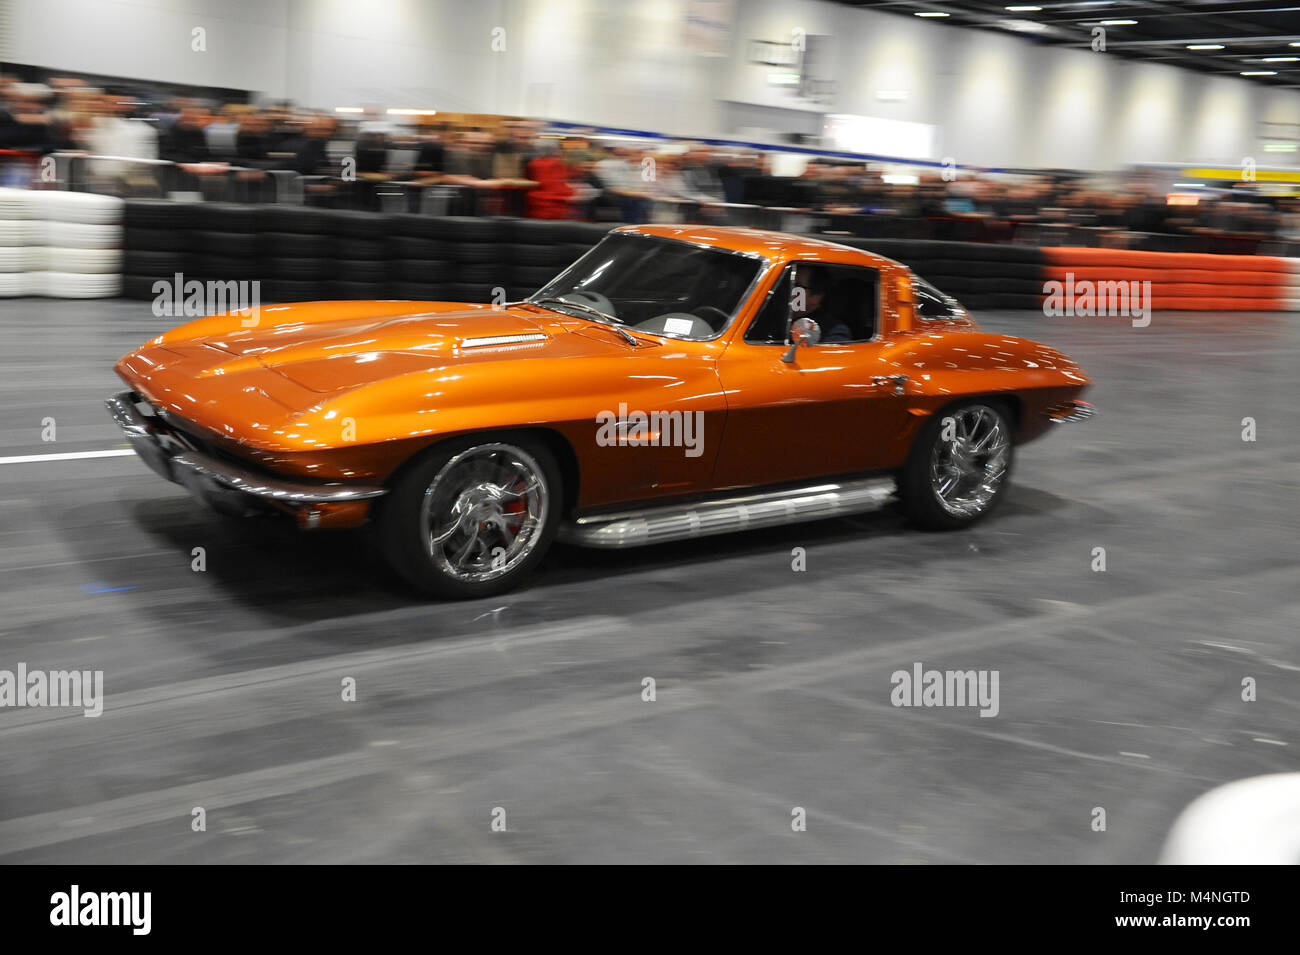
[{"left": 0, "top": 299, "right": 1295, "bottom": 863}]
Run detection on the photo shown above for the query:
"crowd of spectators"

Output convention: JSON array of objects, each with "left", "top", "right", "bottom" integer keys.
[{"left": 2, "top": 74, "right": 1296, "bottom": 249}]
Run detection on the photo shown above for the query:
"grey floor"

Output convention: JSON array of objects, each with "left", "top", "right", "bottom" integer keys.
[{"left": 0, "top": 298, "right": 1295, "bottom": 863}]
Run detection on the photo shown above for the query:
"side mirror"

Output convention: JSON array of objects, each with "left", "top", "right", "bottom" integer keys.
[{"left": 781, "top": 317, "right": 821, "bottom": 364}]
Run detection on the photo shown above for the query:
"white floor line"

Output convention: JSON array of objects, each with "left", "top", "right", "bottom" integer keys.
[{"left": 0, "top": 449, "right": 135, "bottom": 464}]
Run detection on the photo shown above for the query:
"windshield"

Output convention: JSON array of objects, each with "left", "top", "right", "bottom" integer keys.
[{"left": 531, "top": 233, "right": 763, "bottom": 340}]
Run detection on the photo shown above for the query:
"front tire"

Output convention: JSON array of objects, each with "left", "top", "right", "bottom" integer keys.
[
  {"left": 377, "top": 435, "right": 562, "bottom": 598},
  {"left": 899, "top": 401, "right": 1014, "bottom": 530}
]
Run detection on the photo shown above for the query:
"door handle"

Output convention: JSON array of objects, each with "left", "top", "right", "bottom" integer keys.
[{"left": 871, "top": 374, "right": 908, "bottom": 395}]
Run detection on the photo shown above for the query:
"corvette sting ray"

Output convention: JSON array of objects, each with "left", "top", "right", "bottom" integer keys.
[{"left": 107, "top": 225, "right": 1093, "bottom": 597}]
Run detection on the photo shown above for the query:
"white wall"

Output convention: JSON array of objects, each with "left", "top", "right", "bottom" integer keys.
[
  {"left": 8, "top": 0, "right": 290, "bottom": 93},
  {"left": 6, "top": 0, "right": 1298, "bottom": 169},
  {"left": 281, "top": 0, "right": 504, "bottom": 114},
  {"left": 723, "top": 0, "right": 1300, "bottom": 169},
  {"left": 502, "top": 0, "right": 723, "bottom": 136},
  {"left": 281, "top": 0, "right": 724, "bottom": 133}
]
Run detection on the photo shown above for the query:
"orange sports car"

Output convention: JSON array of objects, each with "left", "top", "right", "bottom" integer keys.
[{"left": 107, "top": 225, "right": 1093, "bottom": 597}]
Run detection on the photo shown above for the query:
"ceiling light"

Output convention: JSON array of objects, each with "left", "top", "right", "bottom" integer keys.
[
  {"left": 914, "top": 11, "right": 950, "bottom": 17},
  {"left": 1240, "top": 70, "right": 1277, "bottom": 76},
  {"left": 1000, "top": 18, "right": 1052, "bottom": 33},
  {"left": 1005, "top": 5, "right": 1042, "bottom": 10},
  {"left": 333, "top": 106, "right": 363, "bottom": 113},
  {"left": 1186, "top": 44, "right": 1224, "bottom": 50},
  {"left": 1260, "top": 56, "right": 1299, "bottom": 62},
  {"left": 1100, "top": 20, "right": 1138, "bottom": 26}
]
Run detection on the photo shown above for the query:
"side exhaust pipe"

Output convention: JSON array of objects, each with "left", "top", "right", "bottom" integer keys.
[{"left": 559, "top": 476, "right": 897, "bottom": 549}]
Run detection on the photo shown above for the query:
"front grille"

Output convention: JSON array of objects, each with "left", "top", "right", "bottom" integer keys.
[{"left": 141, "top": 399, "right": 270, "bottom": 477}]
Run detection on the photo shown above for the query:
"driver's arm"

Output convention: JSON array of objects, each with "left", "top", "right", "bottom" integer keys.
[{"left": 820, "top": 320, "right": 853, "bottom": 344}]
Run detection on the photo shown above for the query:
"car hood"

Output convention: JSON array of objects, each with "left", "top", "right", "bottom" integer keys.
[
  {"left": 115, "top": 300, "right": 667, "bottom": 449},
  {"left": 140, "top": 300, "right": 649, "bottom": 395},
  {"left": 198, "top": 303, "right": 546, "bottom": 391}
]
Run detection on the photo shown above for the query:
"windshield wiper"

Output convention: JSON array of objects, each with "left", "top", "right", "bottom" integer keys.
[
  {"left": 532, "top": 297, "right": 639, "bottom": 346},
  {"left": 533, "top": 296, "right": 619, "bottom": 324}
]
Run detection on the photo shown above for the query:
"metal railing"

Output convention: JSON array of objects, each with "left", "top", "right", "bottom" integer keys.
[{"left": 3, "top": 151, "right": 1291, "bottom": 255}]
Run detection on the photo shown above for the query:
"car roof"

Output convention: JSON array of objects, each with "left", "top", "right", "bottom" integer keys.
[{"left": 614, "top": 224, "right": 904, "bottom": 270}]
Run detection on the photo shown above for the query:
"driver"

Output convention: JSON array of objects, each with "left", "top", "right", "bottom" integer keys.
[{"left": 792, "top": 265, "right": 852, "bottom": 343}]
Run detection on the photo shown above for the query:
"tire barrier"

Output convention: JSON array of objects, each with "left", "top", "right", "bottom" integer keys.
[
  {"left": 1041, "top": 247, "right": 1300, "bottom": 312},
  {"left": 0, "top": 188, "right": 124, "bottom": 298},
  {"left": 825, "top": 236, "right": 1300, "bottom": 312},
  {"left": 121, "top": 199, "right": 195, "bottom": 301},
  {"left": 119, "top": 206, "right": 623, "bottom": 305},
  {"left": 0, "top": 192, "right": 36, "bottom": 297},
  {"left": 817, "top": 236, "right": 1047, "bottom": 311},
  {"left": 111, "top": 203, "right": 1300, "bottom": 313}
]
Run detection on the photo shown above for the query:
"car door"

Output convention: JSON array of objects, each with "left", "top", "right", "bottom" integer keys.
[{"left": 712, "top": 263, "right": 912, "bottom": 490}]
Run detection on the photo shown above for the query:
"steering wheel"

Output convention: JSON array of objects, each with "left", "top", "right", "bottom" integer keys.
[
  {"left": 691, "top": 305, "right": 730, "bottom": 330},
  {"left": 561, "top": 290, "right": 617, "bottom": 319}
]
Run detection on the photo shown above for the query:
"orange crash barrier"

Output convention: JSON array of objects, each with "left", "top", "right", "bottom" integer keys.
[{"left": 1042, "top": 247, "right": 1300, "bottom": 311}]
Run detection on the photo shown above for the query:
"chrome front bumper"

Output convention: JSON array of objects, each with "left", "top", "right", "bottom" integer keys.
[{"left": 105, "top": 391, "right": 386, "bottom": 511}]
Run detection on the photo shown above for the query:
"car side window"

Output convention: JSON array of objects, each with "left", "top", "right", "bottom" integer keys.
[
  {"left": 818, "top": 265, "right": 878, "bottom": 343},
  {"left": 744, "top": 268, "right": 793, "bottom": 344},
  {"left": 744, "top": 263, "right": 879, "bottom": 345},
  {"left": 913, "top": 278, "right": 960, "bottom": 322}
]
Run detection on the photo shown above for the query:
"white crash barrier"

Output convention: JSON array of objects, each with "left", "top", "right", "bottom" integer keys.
[
  {"left": 39, "top": 246, "right": 123, "bottom": 273},
  {"left": 0, "top": 246, "right": 37, "bottom": 271},
  {"left": 25, "top": 189, "right": 125, "bottom": 225},
  {"left": 0, "top": 272, "right": 34, "bottom": 296},
  {"left": 0, "top": 187, "right": 123, "bottom": 298}
]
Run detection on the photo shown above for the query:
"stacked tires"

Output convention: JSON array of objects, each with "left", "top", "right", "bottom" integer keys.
[
  {"left": 255, "top": 205, "right": 333, "bottom": 303},
  {"left": 1042, "top": 247, "right": 1300, "bottom": 311},
  {"left": 387, "top": 216, "right": 608, "bottom": 304},
  {"left": 0, "top": 191, "right": 127, "bottom": 298},
  {"left": 30, "top": 192, "right": 124, "bottom": 298},
  {"left": 0, "top": 188, "right": 36, "bottom": 298},
  {"left": 506, "top": 220, "right": 614, "bottom": 300},
  {"left": 388, "top": 217, "right": 611, "bottom": 304},
  {"left": 443, "top": 216, "right": 510, "bottom": 305},
  {"left": 389, "top": 213, "right": 453, "bottom": 302},
  {"left": 562, "top": 221, "right": 616, "bottom": 259},
  {"left": 330, "top": 210, "right": 392, "bottom": 301},
  {"left": 817, "top": 237, "right": 1045, "bottom": 311},
  {"left": 123, "top": 199, "right": 194, "bottom": 300},
  {"left": 185, "top": 202, "right": 260, "bottom": 296},
  {"left": 904, "top": 241, "right": 1043, "bottom": 311}
]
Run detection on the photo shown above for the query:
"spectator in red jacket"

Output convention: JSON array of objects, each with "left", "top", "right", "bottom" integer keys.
[{"left": 525, "top": 140, "right": 574, "bottom": 219}]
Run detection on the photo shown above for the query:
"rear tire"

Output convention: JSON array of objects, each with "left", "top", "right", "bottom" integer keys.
[
  {"left": 377, "top": 435, "right": 562, "bottom": 598},
  {"left": 898, "top": 400, "right": 1014, "bottom": 530}
]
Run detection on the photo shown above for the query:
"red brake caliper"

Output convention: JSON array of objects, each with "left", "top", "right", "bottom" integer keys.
[{"left": 503, "top": 480, "right": 527, "bottom": 520}]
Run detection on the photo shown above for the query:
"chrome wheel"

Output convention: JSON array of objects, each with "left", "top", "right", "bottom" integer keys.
[
  {"left": 928, "top": 405, "right": 1010, "bottom": 519},
  {"left": 420, "top": 443, "right": 549, "bottom": 583}
]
